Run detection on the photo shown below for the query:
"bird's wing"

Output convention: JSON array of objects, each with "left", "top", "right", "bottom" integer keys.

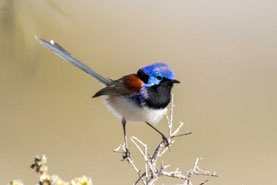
[
  {"left": 92, "top": 74, "right": 143, "bottom": 97},
  {"left": 35, "top": 36, "right": 112, "bottom": 85}
]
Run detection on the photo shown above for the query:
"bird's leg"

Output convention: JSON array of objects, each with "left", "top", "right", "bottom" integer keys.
[
  {"left": 121, "top": 118, "right": 130, "bottom": 159},
  {"left": 145, "top": 122, "right": 170, "bottom": 147}
]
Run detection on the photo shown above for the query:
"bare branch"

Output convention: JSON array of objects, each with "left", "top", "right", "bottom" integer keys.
[
  {"left": 114, "top": 144, "right": 147, "bottom": 185},
  {"left": 199, "top": 180, "right": 209, "bottom": 185},
  {"left": 10, "top": 96, "right": 217, "bottom": 185},
  {"left": 115, "top": 95, "right": 217, "bottom": 185}
]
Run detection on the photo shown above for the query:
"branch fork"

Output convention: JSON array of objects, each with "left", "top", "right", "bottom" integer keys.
[{"left": 114, "top": 95, "right": 217, "bottom": 185}]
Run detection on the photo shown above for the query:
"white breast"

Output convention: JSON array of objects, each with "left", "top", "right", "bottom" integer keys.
[{"left": 103, "top": 96, "right": 167, "bottom": 124}]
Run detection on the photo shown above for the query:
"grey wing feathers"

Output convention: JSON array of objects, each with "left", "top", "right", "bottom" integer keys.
[
  {"left": 92, "top": 78, "right": 134, "bottom": 98},
  {"left": 35, "top": 36, "right": 112, "bottom": 85}
]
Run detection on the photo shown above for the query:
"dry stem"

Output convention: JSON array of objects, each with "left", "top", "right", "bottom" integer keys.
[{"left": 114, "top": 95, "right": 217, "bottom": 185}]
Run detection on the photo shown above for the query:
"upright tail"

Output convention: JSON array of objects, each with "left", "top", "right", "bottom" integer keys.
[{"left": 35, "top": 36, "right": 112, "bottom": 85}]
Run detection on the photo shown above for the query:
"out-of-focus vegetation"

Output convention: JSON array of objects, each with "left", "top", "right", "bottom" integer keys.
[
  {"left": 0, "top": 0, "right": 67, "bottom": 79},
  {"left": 10, "top": 155, "right": 93, "bottom": 185}
]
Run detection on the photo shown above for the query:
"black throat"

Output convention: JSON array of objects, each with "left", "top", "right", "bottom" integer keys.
[{"left": 145, "top": 79, "right": 174, "bottom": 109}]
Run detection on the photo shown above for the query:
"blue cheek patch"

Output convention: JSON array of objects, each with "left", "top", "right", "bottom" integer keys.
[{"left": 144, "top": 76, "right": 161, "bottom": 87}]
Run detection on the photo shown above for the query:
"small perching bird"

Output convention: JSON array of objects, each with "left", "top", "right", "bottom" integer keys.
[{"left": 35, "top": 37, "right": 180, "bottom": 158}]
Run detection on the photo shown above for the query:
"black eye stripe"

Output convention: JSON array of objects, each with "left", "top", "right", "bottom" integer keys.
[
  {"left": 137, "top": 69, "right": 149, "bottom": 83},
  {"left": 156, "top": 76, "right": 162, "bottom": 80}
]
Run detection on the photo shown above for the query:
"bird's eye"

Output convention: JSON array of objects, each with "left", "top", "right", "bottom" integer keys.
[{"left": 157, "top": 76, "right": 162, "bottom": 80}]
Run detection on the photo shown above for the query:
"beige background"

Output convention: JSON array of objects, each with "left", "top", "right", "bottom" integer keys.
[{"left": 1, "top": 0, "right": 277, "bottom": 184}]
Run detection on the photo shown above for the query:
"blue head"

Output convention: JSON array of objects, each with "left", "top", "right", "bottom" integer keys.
[{"left": 137, "top": 63, "right": 180, "bottom": 87}]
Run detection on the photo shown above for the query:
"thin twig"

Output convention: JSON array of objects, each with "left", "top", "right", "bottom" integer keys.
[{"left": 114, "top": 95, "right": 217, "bottom": 185}]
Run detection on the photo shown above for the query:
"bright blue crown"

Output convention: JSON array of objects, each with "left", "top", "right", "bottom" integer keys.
[
  {"left": 140, "top": 63, "right": 176, "bottom": 87},
  {"left": 140, "top": 62, "right": 175, "bottom": 80}
]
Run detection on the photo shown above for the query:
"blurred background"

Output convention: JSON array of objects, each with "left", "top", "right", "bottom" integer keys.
[{"left": 1, "top": 0, "right": 277, "bottom": 184}]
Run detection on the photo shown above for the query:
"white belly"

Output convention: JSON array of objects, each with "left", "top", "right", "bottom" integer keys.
[{"left": 103, "top": 96, "right": 167, "bottom": 124}]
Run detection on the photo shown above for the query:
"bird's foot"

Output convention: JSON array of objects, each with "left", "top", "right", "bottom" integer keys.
[
  {"left": 162, "top": 135, "right": 170, "bottom": 148},
  {"left": 122, "top": 148, "right": 130, "bottom": 160}
]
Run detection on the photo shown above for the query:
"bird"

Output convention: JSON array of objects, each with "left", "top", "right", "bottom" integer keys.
[{"left": 35, "top": 36, "right": 180, "bottom": 158}]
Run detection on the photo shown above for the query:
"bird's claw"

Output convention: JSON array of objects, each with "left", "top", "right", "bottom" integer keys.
[
  {"left": 122, "top": 148, "right": 130, "bottom": 160},
  {"left": 162, "top": 136, "right": 170, "bottom": 147}
]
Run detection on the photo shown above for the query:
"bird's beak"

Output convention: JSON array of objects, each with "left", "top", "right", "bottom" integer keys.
[{"left": 172, "top": 79, "right": 180, "bottom": 84}]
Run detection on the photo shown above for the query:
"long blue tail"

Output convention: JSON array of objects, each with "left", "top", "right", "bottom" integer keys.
[{"left": 35, "top": 36, "right": 112, "bottom": 85}]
